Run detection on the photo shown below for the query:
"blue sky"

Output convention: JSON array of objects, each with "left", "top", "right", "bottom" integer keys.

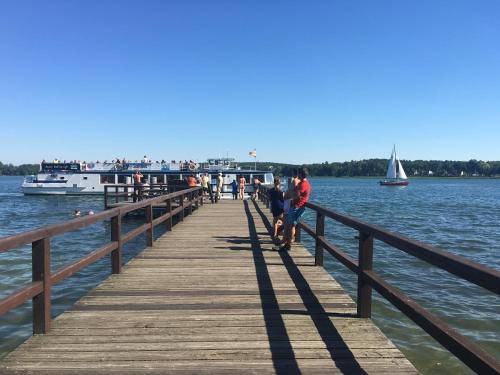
[{"left": 0, "top": 0, "right": 499, "bottom": 164}]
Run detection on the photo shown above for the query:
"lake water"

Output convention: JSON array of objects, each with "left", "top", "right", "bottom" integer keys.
[{"left": 0, "top": 175, "right": 499, "bottom": 374}]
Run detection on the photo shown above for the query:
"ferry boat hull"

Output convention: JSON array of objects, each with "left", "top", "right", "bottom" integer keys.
[{"left": 22, "top": 159, "right": 273, "bottom": 197}]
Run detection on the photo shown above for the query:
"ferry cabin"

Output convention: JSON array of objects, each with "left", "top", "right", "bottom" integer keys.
[{"left": 22, "top": 161, "right": 273, "bottom": 196}]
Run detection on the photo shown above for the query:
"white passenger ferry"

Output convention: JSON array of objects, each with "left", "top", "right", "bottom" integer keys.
[{"left": 22, "top": 158, "right": 273, "bottom": 196}]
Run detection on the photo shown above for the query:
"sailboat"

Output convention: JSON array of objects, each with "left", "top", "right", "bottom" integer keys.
[{"left": 379, "top": 146, "right": 409, "bottom": 186}]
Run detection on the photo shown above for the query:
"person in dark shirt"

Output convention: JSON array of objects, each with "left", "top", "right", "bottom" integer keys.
[
  {"left": 133, "top": 171, "right": 144, "bottom": 202},
  {"left": 268, "top": 178, "right": 284, "bottom": 243},
  {"left": 278, "top": 167, "right": 311, "bottom": 252},
  {"left": 231, "top": 180, "right": 238, "bottom": 200}
]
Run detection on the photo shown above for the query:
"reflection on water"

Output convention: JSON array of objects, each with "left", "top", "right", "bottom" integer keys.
[{"left": 0, "top": 176, "right": 499, "bottom": 374}]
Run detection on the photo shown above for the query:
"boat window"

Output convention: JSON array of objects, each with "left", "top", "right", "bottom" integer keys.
[
  {"left": 100, "top": 175, "right": 116, "bottom": 184},
  {"left": 60, "top": 177, "right": 65, "bottom": 180},
  {"left": 83, "top": 177, "right": 88, "bottom": 180},
  {"left": 117, "top": 175, "right": 130, "bottom": 184}
]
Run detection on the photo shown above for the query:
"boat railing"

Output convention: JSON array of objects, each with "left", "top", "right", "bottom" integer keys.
[
  {"left": 259, "top": 185, "right": 500, "bottom": 374},
  {"left": 0, "top": 187, "right": 203, "bottom": 335}
]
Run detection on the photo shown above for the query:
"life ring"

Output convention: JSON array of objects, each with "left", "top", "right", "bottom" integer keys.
[{"left": 188, "top": 162, "right": 198, "bottom": 171}]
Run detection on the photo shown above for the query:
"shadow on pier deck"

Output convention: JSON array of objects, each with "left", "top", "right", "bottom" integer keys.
[{"left": 0, "top": 199, "right": 418, "bottom": 375}]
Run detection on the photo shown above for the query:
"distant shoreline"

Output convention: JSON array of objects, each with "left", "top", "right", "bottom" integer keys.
[
  {"left": 1, "top": 159, "right": 500, "bottom": 178},
  {"left": 1, "top": 175, "right": 498, "bottom": 180}
]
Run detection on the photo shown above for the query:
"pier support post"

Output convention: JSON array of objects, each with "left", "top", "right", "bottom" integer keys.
[
  {"left": 111, "top": 215, "right": 122, "bottom": 274},
  {"left": 315, "top": 212, "right": 325, "bottom": 266},
  {"left": 32, "top": 238, "right": 51, "bottom": 334},
  {"left": 357, "top": 231, "right": 373, "bottom": 318},
  {"left": 146, "top": 204, "right": 153, "bottom": 247}
]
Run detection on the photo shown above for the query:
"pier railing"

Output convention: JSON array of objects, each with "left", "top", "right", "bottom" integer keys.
[
  {"left": 104, "top": 183, "right": 188, "bottom": 208},
  {"left": 259, "top": 185, "right": 500, "bottom": 374},
  {"left": 0, "top": 187, "right": 203, "bottom": 335}
]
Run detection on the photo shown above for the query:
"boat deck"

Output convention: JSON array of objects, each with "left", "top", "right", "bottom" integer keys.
[{"left": 0, "top": 200, "right": 418, "bottom": 374}]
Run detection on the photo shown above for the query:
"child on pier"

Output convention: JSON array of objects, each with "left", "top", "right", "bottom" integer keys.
[{"left": 268, "top": 178, "right": 284, "bottom": 244}]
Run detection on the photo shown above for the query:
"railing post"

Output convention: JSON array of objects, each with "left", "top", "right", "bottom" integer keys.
[
  {"left": 146, "top": 204, "right": 153, "bottom": 246},
  {"left": 179, "top": 194, "right": 185, "bottom": 221},
  {"left": 111, "top": 214, "right": 122, "bottom": 274},
  {"left": 188, "top": 191, "right": 193, "bottom": 215},
  {"left": 32, "top": 238, "right": 51, "bottom": 334},
  {"left": 195, "top": 189, "right": 199, "bottom": 210},
  {"left": 104, "top": 185, "right": 108, "bottom": 209},
  {"left": 167, "top": 198, "right": 173, "bottom": 231},
  {"left": 115, "top": 186, "right": 118, "bottom": 203},
  {"left": 315, "top": 212, "right": 325, "bottom": 266},
  {"left": 357, "top": 231, "right": 373, "bottom": 318}
]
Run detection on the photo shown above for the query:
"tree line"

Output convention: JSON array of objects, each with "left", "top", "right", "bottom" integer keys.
[
  {"left": 1, "top": 159, "right": 499, "bottom": 177},
  {"left": 239, "top": 159, "right": 500, "bottom": 177},
  {"left": 0, "top": 162, "right": 39, "bottom": 176}
]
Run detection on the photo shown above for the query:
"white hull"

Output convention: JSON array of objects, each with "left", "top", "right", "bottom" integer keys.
[
  {"left": 22, "top": 171, "right": 273, "bottom": 195},
  {"left": 22, "top": 186, "right": 102, "bottom": 195}
]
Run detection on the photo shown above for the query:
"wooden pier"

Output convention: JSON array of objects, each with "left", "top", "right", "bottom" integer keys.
[
  {"left": 0, "top": 187, "right": 498, "bottom": 374},
  {"left": 0, "top": 199, "right": 416, "bottom": 374}
]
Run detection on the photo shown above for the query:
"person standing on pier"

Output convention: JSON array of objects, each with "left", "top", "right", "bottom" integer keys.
[
  {"left": 187, "top": 175, "right": 197, "bottom": 187},
  {"left": 201, "top": 173, "right": 209, "bottom": 196},
  {"left": 269, "top": 178, "right": 284, "bottom": 243},
  {"left": 231, "top": 179, "right": 238, "bottom": 200},
  {"left": 133, "top": 170, "right": 144, "bottom": 202},
  {"left": 238, "top": 175, "right": 246, "bottom": 200},
  {"left": 252, "top": 176, "right": 261, "bottom": 200},
  {"left": 278, "top": 167, "right": 310, "bottom": 252},
  {"left": 216, "top": 173, "right": 224, "bottom": 200}
]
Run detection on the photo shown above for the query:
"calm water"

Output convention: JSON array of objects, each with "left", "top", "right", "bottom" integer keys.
[{"left": 0, "top": 176, "right": 499, "bottom": 374}]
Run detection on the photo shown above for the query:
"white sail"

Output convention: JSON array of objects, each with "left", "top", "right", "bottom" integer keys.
[
  {"left": 396, "top": 159, "right": 407, "bottom": 179},
  {"left": 385, "top": 149, "right": 397, "bottom": 179}
]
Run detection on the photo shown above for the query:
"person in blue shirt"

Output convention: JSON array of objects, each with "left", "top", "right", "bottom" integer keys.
[
  {"left": 231, "top": 179, "right": 238, "bottom": 200},
  {"left": 268, "top": 177, "right": 285, "bottom": 243}
]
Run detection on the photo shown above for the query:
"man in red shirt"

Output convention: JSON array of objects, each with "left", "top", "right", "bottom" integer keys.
[{"left": 278, "top": 167, "right": 310, "bottom": 251}]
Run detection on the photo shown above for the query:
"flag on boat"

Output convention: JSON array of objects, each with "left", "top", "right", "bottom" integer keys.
[{"left": 249, "top": 149, "right": 257, "bottom": 158}]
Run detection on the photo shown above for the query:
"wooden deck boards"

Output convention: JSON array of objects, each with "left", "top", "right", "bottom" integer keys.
[{"left": 0, "top": 200, "right": 418, "bottom": 374}]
